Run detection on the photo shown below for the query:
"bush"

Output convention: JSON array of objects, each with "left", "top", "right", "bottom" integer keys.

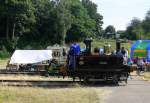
[{"left": 0, "top": 46, "right": 10, "bottom": 59}]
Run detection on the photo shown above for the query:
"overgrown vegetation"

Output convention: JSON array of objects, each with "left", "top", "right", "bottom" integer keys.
[
  {"left": 0, "top": 47, "right": 10, "bottom": 59},
  {"left": 0, "top": 0, "right": 103, "bottom": 53},
  {"left": 0, "top": 86, "right": 104, "bottom": 103},
  {"left": 123, "top": 10, "right": 150, "bottom": 40}
]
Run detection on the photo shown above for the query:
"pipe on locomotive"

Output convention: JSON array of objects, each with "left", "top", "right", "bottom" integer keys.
[
  {"left": 116, "top": 39, "right": 121, "bottom": 54},
  {"left": 83, "top": 37, "right": 93, "bottom": 55},
  {"left": 83, "top": 37, "right": 127, "bottom": 55}
]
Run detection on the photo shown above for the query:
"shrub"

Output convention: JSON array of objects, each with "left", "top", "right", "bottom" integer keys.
[{"left": 0, "top": 46, "right": 10, "bottom": 59}]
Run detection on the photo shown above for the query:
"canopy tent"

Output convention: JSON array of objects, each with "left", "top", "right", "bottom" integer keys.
[
  {"left": 130, "top": 40, "right": 150, "bottom": 62},
  {"left": 9, "top": 50, "right": 52, "bottom": 64}
]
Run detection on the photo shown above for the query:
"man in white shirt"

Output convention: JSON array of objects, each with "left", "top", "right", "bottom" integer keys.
[{"left": 137, "top": 57, "right": 144, "bottom": 75}]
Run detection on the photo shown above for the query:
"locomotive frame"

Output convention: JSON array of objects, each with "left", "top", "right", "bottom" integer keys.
[{"left": 67, "top": 55, "right": 130, "bottom": 84}]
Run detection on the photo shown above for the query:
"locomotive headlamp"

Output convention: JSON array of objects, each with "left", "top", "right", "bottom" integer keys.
[{"left": 79, "top": 61, "right": 84, "bottom": 65}]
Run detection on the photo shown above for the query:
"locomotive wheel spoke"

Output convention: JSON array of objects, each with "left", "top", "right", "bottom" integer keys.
[{"left": 113, "top": 75, "right": 119, "bottom": 85}]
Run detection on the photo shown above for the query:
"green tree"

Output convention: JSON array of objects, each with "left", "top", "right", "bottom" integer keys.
[
  {"left": 117, "top": 30, "right": 126, "bottom": 39},
  {"left": 30, "top": 0, "right": 54, "bottom": 46},
  {"left": 143, "top": 10, "right": 150, "bottom": 38},
  {"left": 82, "top": 0, "right": 103, "bottom": 37},
  {"left": 66, "top": 0, "right": 96, "bottom": 42},
  {"left": 104, "top": 25, "right": 116, "bottom": 38},
  {"left": 0, "top": 0, "right": 104, "bottom": 51},
  {"left": 125, "top": 18, "right": 143, "bottom": 40},
  {"left": 0, "top": 0, "right": 35, "bottom": 51},
  {"left": 52, "top": 0, "right": 72, "bottom": 44}
]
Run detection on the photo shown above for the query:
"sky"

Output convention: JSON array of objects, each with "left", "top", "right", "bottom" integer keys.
[{"left": 91, "top": 0, "right": 150, "bottom": 30}]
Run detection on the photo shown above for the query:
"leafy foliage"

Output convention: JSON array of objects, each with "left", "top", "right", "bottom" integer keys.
[
  {"left": 0, "top": 0, "right": 35, "bottom": 51},
  {"left": 104, "top": 25, "right": 116, "bottom": 38},
  {"left": 125, "top": 18, "right": 143, "bottom": 40},
  {"left": 66, "top": 0, "right": 96, "bottom": 42},
  {"left": 82, "top": 0, "right": 103, "bottom": 37},
  {"left": 124, "top": 9, "right": 150, "bottom": 40},
  {"left": 0, "top": 0, "right": 103, "bottom": 52}
]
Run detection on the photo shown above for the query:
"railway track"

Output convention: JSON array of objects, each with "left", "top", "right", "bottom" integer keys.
[
  {"left": 0, "top": 69, "right": 79, "bottom": 87},
  {"left": 0, "top": 69, "right": 47, "bottom": 75},
  {"left": 0, "top": 80, "right": 81, "bottom": 87}
]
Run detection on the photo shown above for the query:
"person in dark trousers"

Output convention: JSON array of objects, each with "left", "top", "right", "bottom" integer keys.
[
  {"left": 68, "top": 42, "right": 81, "bottom": 70},
  {"left": 137, "top": 57, "right": 144, "bottom": 75},
  {"left": 62, "top": 48, "right": 67, "bottom": 56},
  {"left": 121, "top": 47, "right": 126, "bottom": 56}
]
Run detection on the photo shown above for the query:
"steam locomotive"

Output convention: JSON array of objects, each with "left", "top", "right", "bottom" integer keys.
[{"left": 67, "top": 38, "right": 130, "bottom": 84}]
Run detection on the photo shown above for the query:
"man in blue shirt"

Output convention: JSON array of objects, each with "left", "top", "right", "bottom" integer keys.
[{"left": 68, "top": 42, "right": 81, "bottom": 70}]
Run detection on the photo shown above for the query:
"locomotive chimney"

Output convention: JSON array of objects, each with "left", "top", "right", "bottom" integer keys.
[
  {"left": 84, "top": 38, "right": 93, "bottom": 55},
  {"left": 116, "top": 40, "right": 121, "bottom": 54}
]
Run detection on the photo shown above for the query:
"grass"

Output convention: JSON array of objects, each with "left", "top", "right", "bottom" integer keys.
[
  {"left": 0, "top": 58, "right": 8, "bottom": 69},
  {"left": 0, "top": 86, "right": 105, "bottom": 103},
  {"left": 143, "top": 72, "right": 150, "bottom": 81}
]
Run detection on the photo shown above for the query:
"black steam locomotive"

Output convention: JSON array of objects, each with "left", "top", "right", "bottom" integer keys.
[{"left": 67, "top": 38, "right": 130, "bottom": 84}]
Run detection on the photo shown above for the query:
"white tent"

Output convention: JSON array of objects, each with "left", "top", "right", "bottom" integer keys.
[{"left": 9, "top": 50, "right": 52, "bottom": 64}]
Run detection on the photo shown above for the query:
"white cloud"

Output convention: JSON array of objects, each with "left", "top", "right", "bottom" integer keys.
[{"left": 91, "top": 0, "right": 150, "bottom": 30}]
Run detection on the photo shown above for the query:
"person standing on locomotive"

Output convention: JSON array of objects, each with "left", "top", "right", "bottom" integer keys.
[
  {"left": 121, "top": 47, "right": 128, "bottom": 65},
  {"left": 68, "top": 41, "right": 81, "bottom": 70}
]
